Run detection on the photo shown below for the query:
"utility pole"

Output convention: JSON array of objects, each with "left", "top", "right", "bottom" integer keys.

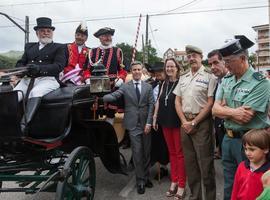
[
  {"left": 145, "top": 14, "right": 149, "bottom": 64},
  {"left": 142, "top": 34, "right": 145, "bottom": 64},
  {"left": 25, "top": 16, "right": 29, "bottom": 44},
  {"left": 0, "top": 12, "right": 29, "bottom": 45}
]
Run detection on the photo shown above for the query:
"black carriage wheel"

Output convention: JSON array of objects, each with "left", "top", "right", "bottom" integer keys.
[{"left": 55, "top": 146, "right": 96, "bottom": 200}]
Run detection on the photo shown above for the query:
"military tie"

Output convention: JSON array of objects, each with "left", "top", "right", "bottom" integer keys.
[{"left": 135, "top": 82, "right": 140, "bottom": 102}]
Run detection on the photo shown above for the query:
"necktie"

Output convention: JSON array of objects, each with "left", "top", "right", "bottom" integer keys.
[{"left": 135, "top": 82, "right": 140, "bottom": 102}]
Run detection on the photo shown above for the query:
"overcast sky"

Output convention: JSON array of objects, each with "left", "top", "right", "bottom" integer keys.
[{"left": 0, "top": 0, "right": 268, "bottom": 58}]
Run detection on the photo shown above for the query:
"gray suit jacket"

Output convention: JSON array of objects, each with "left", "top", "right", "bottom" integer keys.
[{"left": 103, "top": 80, "right": 154, "bottom": 131}]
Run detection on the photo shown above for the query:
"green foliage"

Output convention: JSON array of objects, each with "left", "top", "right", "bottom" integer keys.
[
  {"left": 0, "top": 55, "right": 17, "bottom": 69},
  {"left": 116, "top": 42, "right": 162, "bottom": 70}
]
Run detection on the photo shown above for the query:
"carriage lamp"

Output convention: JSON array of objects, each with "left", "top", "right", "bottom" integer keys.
[{"left": 90, "top": 63, "right": 111, "bottom": 93}]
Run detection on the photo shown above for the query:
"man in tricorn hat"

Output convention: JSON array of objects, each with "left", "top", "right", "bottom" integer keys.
[
  {"left": 212, "top": 35, "right": 270, "bottom": 200},
  {"left": 14, "top": 17, "right": 66, "bottom": 133},
  {"left": 61, "top": 22, "right": 90, "bottom": 85},
  {"left": 89, "top": 27, "right": 127, "bottom": 124}
]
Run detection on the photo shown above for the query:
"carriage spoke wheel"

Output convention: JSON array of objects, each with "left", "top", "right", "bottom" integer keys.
[{"left": 56, "top": 146, "right": 96, "bottom": 200}]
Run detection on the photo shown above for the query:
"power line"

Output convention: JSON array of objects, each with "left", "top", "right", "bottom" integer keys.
[
  {"left": 149, "top": 21, "right": 161, "bottom": 55},
  {"left": 0, "top": 0, "right": 79, "bottom": 7},
  {"left": 0, "top": 4, "right": 267, "bottom": 29},
  {"left": 162, "top": 0, "right": 200, "bottom": 14}
]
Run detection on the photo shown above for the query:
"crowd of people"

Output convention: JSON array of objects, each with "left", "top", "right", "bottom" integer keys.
[{"left": 1, "top": 16, "right": 270, "bottom": 200}]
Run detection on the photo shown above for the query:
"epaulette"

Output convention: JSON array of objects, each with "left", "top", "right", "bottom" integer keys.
[
  {"left": 224, "top": 73, "right": 233, "bottom": 79},
  {"left": 180, "top": 69, "right": 190, "bottom": 76},
  {"left": 253, "top": 72, "right": 266, "bottom": 81},
  {"left": 204, "top": 67, "right": 212, "bottom": 74}
]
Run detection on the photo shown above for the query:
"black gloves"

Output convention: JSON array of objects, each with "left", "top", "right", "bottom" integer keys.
[{"left": 27, "top": 64, "right": 40, "bottom": 77}]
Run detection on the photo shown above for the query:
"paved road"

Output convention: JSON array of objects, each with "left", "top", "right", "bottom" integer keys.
[{"left": 0, "top": 148, "right": 224, "bottom": 200}]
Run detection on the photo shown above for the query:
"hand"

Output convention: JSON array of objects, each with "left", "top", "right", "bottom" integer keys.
[
  {"left": 114, "top": 78, "right": 123, "bottom": 88},
  {"left": 231, "top": 106, "right": 255, "bottom": 124},
  {"left": 182, "top": 121, "right": 195, "bottom": 134},
  {"left": 27, "top": 64, "right": 40, "bottom": 77},
  {"left": 10, "top": 75, "right": 19, "bottom": 87},
  {"left": 144, "top": 124, "right": 151, "bottom": 134},
  {"left": 85, "top": 78, "right": 91, "bottom": 85},
  {"left": 152, "top": 117, "right": 158, "bottom": 131}
]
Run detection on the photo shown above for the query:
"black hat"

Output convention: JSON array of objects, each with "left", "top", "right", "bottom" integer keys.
[
  {"left": 145, "top": 62, "right": 164, "bottom": 73},
  {"left": 75, "top": 22, "right": 88, "bottom": 36},
  {"left": 219, "top": 35, "right": 254, "bottom": 57},
  {"left": 34, "top": 17, "right": 55, "bottom": 31},
  {"left": 93, "top": 27, "right": 115, "bottom": 38}
]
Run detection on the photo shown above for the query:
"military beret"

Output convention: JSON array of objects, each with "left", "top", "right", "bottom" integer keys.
[
  {"left": 185, "top": 45, "right": 203, "bottom": 55},
  {"left": 75, "top": 22, "right": 88, "bottom": 36},
  {"left": 93, "top": 27, "right": 115, "bottom": 38},
  {"left": 219, "top": 35, "right": 254, "bottom": 57}
]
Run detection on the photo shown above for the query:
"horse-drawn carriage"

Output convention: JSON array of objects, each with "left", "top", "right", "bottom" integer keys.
[{"left": 0, "top": 66, "right": 127, "bottom": 199}]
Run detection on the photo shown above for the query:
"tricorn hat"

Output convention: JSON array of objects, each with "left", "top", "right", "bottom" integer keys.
[
  {"left": 94, "top": 27, "right": 115, "bottom": 38},
  {"left": 145, "top": 62, "right": 164, "bottom": 73},
  {"left": 185, "top": 45, "right": 203, "bottom": 55},
  {"left": 219, "top": 35, "right": 254, "bottom": 57},
  {"left": 34, "top": 17, "right": 55, "bottom": 31},
  {"left": 76, "top": 22, "right": 88, "bottom": 36}
]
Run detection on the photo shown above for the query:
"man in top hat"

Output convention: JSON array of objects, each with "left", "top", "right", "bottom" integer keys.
[
  {"left": 212, "top": 35, "right": 270, "bottom": 200},
  {"left": 14, "top": 17, "right": 66, "bottom": 133},
  {"left": 174, "top": 45, "right": 217, "bottom": 200},
  {"left": 61, "top": 22, "right": 90, "bottom": 85},
  {"left": 89, "top": 27, "right": 127, "bottom": 124}
]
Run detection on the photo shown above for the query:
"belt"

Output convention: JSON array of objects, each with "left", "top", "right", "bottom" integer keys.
[
  {"left": 184, "top": 113, "right": 198, "bottom": 120},
  {"left": 226, "top": 129, "right": 249, "bottom": 138}
]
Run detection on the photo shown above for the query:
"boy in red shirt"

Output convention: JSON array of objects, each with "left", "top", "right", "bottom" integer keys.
[{"left": 231, "top": 129, "right": 270, "bottom": 200}]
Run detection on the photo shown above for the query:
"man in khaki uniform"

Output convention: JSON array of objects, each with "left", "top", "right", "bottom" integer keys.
[{"left": 174, "top": 45, "right": 217, "bottom": 200}]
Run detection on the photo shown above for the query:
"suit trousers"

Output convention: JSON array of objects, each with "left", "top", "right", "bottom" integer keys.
[
  {"left": 222, "top": 135, "right": 245, "bottom": 200},
  {"left": 162, "top": 127, "right": 186, "bottom": 188},
  {"left": 14, "top": 77, "right": 60, "bottom": 101},
  {"left": 129, "top": 126, "right": 151, "bottom": 185},
  {"left": 181, "top": 117, "right": 216, "bottom": 200}
]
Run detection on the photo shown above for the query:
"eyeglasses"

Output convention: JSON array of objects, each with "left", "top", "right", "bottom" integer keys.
[{"left": 223, "top": 56, "right": 240, "bottom": 64}]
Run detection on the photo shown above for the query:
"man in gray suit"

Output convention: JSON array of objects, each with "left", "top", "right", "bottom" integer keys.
[{"left": 103, "top": 61, "right": 154, "bottom": 194}]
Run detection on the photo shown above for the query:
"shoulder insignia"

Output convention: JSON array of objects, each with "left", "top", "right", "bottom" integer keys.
[
  {"left": 204, "top": 67, "right": 212, "bottom": 74},
  {"left": 180, "top": 69, "right": 190, "bottom": 76},
  {"left": 224, "top": 73, "right": 233, "bottom": 79},
  {"left": 253, "top": 72, "right": 266, "bottom": 81}
]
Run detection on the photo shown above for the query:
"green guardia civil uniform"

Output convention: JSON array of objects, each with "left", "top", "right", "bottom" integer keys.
[{"left": 216, "top": 66, "right": 270, "bottom": 130}]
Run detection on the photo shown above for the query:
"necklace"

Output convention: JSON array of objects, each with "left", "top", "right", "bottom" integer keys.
[{"left": 164, "top": 81, "right": 176, "bottom": 107}]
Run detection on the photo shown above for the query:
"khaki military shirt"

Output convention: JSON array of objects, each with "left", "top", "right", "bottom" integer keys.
[
  {"left": 216, "top": 67, "right": 270, "bottom": 131},
  {"left": 173, "top": 65, "right": 217, "bottom": 114}
]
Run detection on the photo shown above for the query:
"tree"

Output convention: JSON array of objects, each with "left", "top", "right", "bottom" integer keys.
[
  {"left": 0, "top": 55, "right": 17, "bottom": 69},
  {"left": 116, "top": 42, "right": 162, "bottom": 71}
]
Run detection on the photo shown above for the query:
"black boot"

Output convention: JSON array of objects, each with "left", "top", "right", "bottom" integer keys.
[{"left": 21, "top": 97, "right": 41, "bottom": 134}]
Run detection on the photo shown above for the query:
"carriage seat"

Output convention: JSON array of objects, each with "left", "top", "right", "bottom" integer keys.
[{"left": 42, "top": 85, "right": 92, "bottom": 105}]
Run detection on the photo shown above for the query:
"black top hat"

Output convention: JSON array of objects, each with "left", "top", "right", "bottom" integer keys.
[
  {"left": 93, "top": 27, "right": 115, "bottom": 38},
  {"left": 219, "top": 35, "right": 254, "bottom": 57},
  {"left": 76, "top": 22, "right": 88, "bottom": 36},
  {"left": 34, "top": 17, "right": 55, "bottom": 31}
]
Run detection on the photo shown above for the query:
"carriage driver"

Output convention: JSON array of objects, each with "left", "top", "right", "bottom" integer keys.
[{"left": 13, "top": 17, "right": 66, "bottom": 133}]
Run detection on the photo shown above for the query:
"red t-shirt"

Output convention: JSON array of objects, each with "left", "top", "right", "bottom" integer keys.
[{"left": 231, "top": 160, "right": 270, "bottom": 200}]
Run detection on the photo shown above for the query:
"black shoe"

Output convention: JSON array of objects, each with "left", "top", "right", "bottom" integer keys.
[
  {"left": 137, "top": 184, "right": 145, "bottom": 194},
  {"left": 154, "top": 167, "right": 169, "bottom": 180},
  {"left": 145, "top": 180, "right": 153, "bottom": 188}
]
